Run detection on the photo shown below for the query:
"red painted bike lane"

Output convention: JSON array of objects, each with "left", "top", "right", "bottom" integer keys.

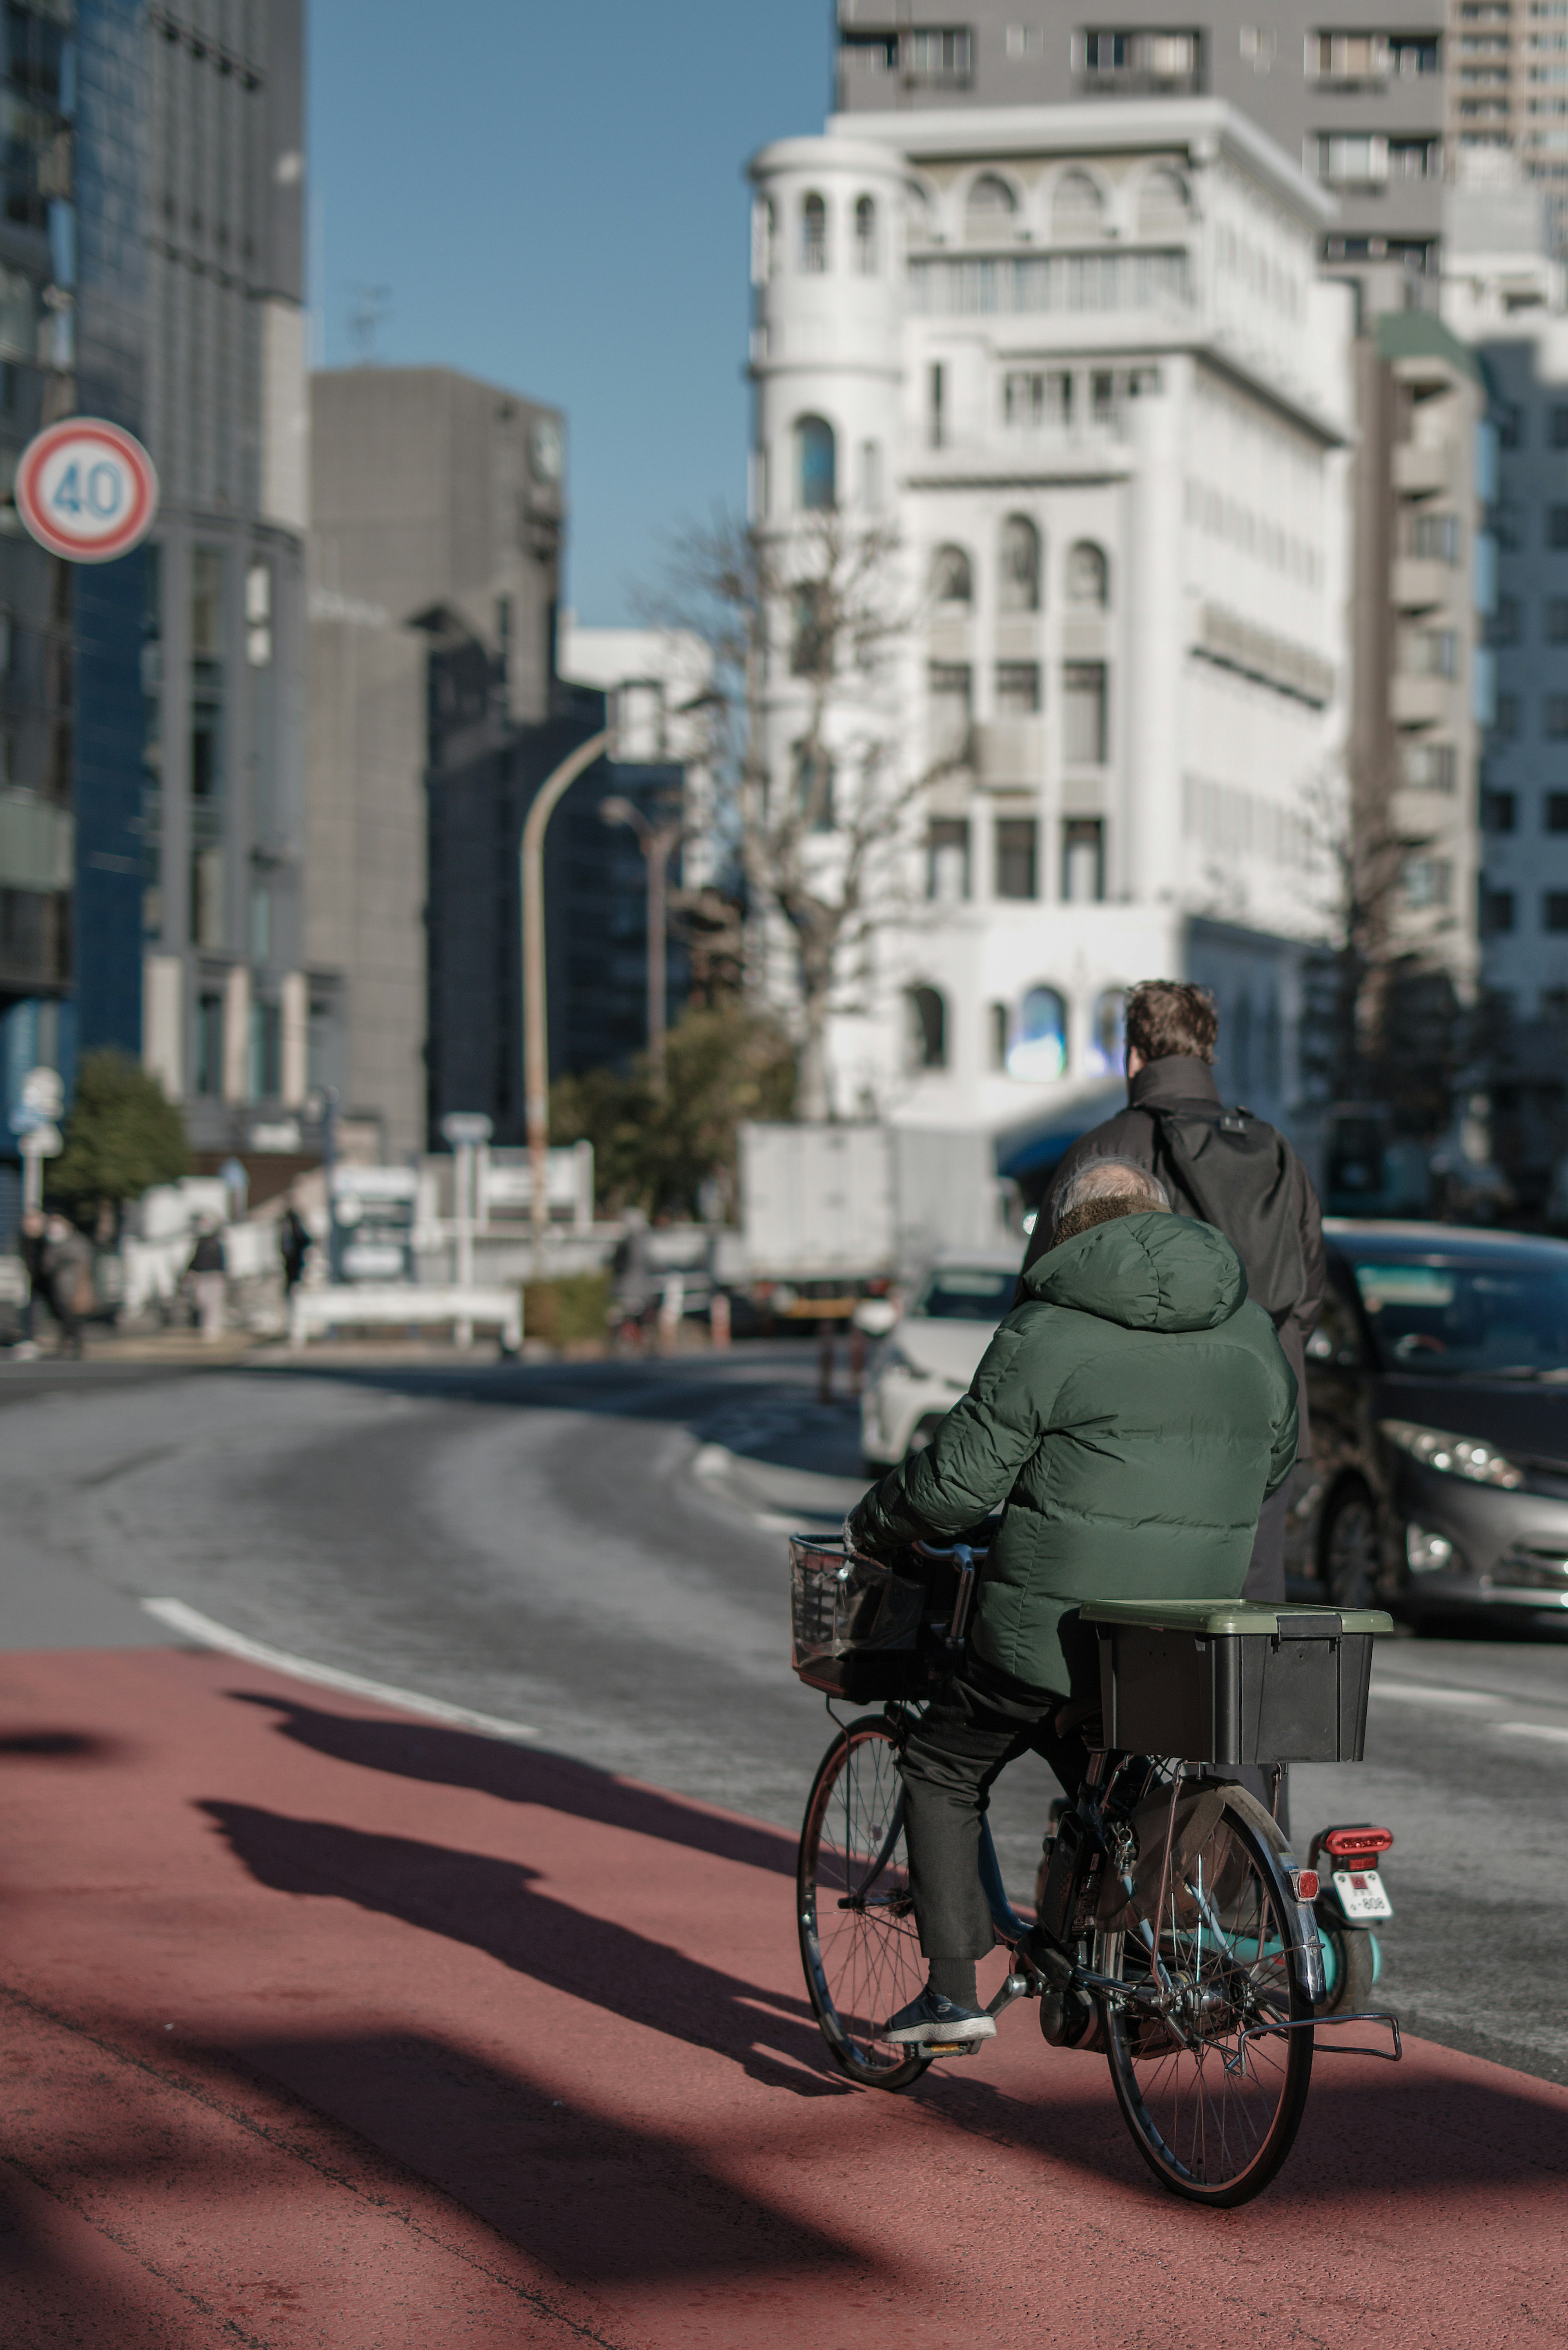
[{"left": 0, "top": 1644, "right": 1563, "bottom": 2350}]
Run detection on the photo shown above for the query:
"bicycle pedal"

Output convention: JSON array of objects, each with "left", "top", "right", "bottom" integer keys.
[{"left": 924, "top": 2039, "right": 982, "bottom": 2059}]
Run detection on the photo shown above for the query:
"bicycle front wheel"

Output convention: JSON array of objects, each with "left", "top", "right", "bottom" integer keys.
[
  {"left": 797, "top": 1715, "right": 931, "bottom": 2091},
  {"left": 1104, "top": 1796, "right": 1315, "bottom": 2207}
]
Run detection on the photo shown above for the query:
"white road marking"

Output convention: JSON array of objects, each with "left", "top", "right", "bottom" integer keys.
[
  {"left": 1495, "top": 1722, "right": 1568, "bottom": 1746},
  {"left": 1369, "top": 1680, "right": 1501, "bottom": 1710},
  {"left": 139, "top": 1597, "right": 539, "bottom": 1742},
  {"left": 691, "top": 1443, "right": 731, "bottom": 1479}
]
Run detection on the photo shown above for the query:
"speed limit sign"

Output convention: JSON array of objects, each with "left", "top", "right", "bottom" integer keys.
[{"left": 15, "top": 417, "right": 159, "bottom": 563}]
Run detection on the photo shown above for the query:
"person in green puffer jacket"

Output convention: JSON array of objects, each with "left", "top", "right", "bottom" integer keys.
[{"left": 850, "top": 1159, "right": 1298, "bottom": 2051}]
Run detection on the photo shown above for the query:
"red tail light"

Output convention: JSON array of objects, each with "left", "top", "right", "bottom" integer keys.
[
  {"left": 1323, "top": 1826, "right": 1394, "bottom": 1861},
  {"left": 1288, "top": 1868, "right": 1320, "bottom": 1902}
]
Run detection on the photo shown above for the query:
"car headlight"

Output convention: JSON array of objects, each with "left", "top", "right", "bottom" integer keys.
[
  {"left": 1380, "top": 1420, "right": 1525, "bottom": 1490},
  {"left": 1406, "top": 1521, "right": 1463, "bottom": 1574}
]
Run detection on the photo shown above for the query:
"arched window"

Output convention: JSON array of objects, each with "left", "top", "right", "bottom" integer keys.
[
  {"left": 1136, "top": 165, "right": 1189, "bottom": 237},
  {"left": 1008, "top": 986, "right": 1067, "bottom": 1082},
  {"left": 930, "top": 543, "right": 973, "bottom": 605},
  {"left": 1065, "top": 540, "right": 1109, "bottom": 608},
  {"left": 795, "top": 414, "right": 836, "bottom": 510},
  {"left": 999, "top": 515, "right": 1041, "bottom": 613},
  {"left": 906, "top": 179, "right": 935, "bottom": 245},
  {"left": 965, "top": 172, "right": 1018, "bottom": 239},
  {"left": 801, "top": 191, "right": 828, "bottom": 273},
  {"left": 1051, "top": 169, "right": 1105, "bottom": 239},
  {"left": 1086, "top": 988, "right": 1126, "bottom": 1076},
  {"left": 907, "top": 985, "right": 948, "bottom": 1071},
  {"left": 855, "top": 194, "right": 878, "bottom": 273},
  {"left": 752, "top": 196, "right": 777, "bottom": 284}
]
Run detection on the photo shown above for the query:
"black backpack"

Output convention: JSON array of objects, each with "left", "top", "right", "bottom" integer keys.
[{"left": 1147, "top": 1105, "right": 1305, "bottom": 1324}]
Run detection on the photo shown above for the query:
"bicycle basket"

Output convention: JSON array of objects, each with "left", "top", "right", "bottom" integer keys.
[{"left": 789, "top": 1537, "right": 931, "bottom": 1702}]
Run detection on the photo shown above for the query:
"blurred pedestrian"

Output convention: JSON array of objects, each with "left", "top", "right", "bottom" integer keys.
[
  {"left": 15, "top": 1205, "right": 46, "bottom": 1357},
  {"left": 188, "top": 1218, "right": 227, "bottom": 1342},
  {"left": 42, "top": 1213, "right": 92, "bottom": 1359},
  {"left": 278, "top": 1197, "right": 312, "bottom": 1295}
]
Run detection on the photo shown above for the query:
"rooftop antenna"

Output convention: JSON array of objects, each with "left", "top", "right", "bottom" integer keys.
[{"left": 348, "top": 284, "right": 391, "bottom": 362}]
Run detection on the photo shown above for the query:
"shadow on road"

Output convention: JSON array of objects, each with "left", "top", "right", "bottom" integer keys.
[
  {"left": 230, "top": 1691, "right": 800, "bottom": 1878},
  {"left": 201, "top": 1799, "right": 846, "bottom": 2104}
]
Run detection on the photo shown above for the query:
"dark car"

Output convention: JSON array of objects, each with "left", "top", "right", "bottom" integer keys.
[{"left": 1287, "top": 1220, "right": 1568, "bottom": 1631}]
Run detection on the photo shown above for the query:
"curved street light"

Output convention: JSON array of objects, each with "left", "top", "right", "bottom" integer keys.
[{"left": 521, "top": 728, "right": 612, "bottom": 1252}]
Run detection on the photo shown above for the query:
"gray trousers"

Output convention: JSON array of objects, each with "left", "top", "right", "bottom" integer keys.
[{"left": 900, "top": 1660, "right": 1088, "bottom": 1961}]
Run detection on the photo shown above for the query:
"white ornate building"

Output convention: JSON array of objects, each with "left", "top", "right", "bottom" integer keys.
[{"left": 746, "top": 100, "right": 1355, "bottom": 1173}]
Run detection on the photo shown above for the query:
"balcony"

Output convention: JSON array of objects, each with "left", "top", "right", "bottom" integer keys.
[
  {"left": 1393, "top": 441, "right": 1453, "bottom": 497},
  {"left": 974, "top": 720, "right": 1045, "bottom": 790},
  {"left": 1391, "top": 557, "right": 1453, "bottom": 613},
  {"left": 1391, "top": 673, "right": 1452, "bottom": 727}
]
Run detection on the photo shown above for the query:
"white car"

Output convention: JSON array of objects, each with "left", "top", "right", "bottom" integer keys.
[{"left": 860, "top": 1249, "right": 1023, "bottom": 1475}]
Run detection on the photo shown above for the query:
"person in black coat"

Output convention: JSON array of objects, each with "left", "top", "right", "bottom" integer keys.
[{"left": 1020, "top": 979, "right": 1325, "bottom": 1607}]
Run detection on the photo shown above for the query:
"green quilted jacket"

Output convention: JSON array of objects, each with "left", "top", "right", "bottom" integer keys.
[{"left": 849, "top": 1212, "right": 1298, "bottom": 1697}]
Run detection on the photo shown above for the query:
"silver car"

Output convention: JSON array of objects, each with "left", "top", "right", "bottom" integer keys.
[{"left": 860, "top": 1249, "right": 1020, "bottom": 1475}]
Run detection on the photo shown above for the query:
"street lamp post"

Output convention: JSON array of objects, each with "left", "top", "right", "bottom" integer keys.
[
  {"left": 601, "top": 796, "right": 684, "bottom": 1091},
  {"left": 521, "top": 729, "right": 612, "bottom": 1256}
]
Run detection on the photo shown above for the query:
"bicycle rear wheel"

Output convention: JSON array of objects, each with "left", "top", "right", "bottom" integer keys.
[
  {"left": 1104, "top": 1796, "right": 1315, "bottom": 2207},
  {"left": 797, "top": 1715, "right": 931, "bottom": 2091}
]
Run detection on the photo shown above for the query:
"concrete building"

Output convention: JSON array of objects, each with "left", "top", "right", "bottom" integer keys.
[
  {"left": 306, "top": 366, "right": 565, "bottom": 1156},
  {"left": 746, "top": 102, "right": 1354, "bottom": 1164},
  {"left": 835, "top": 2, "right": 1448, "bottom": 299}
]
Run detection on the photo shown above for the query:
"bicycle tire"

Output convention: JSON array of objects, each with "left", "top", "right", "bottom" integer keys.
[
  {"left": 797, "top": 1715, "right": 931, "bottom": 2092},
  {"left": 1103, "top": 1796, "right": 1315, "bottom": 2207},
  {"left": 1316, "top": 1921, "right": 1376, "bottom": 2018}
]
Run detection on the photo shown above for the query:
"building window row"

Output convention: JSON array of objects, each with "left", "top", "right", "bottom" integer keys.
[
  {"left": 1185, "top": 476, "right": 1323, "bottom": 587},
  {"left": 1479, "top": 888, "right": 1568, "bottom": 934},
  {"left": 930, "top": 531, "right": 1108, "bottom": 614},
  {"left": 903, "top": 980, "right": 1127, "bottom": 1081},
  {"left": 840, "top": 27, "right": 973, "bottom": 87},
  {"left": 1002, "top": 362, "right": 1162, "bottom": 432},
  {"left": 1481, "top": 786, "right": 1568, "bottom": 830},
  {"left": 1311, "top": 133, "right": 1443, "bottom": 185},
  {"left": 1488, "top": 691, "right": 1568, "bottom": 737},
  {"left": 923, "top": 812, "right": 1109, "bottom": 905},
  {"left": 752, "top": 191, "right": 881, "bottom": 283},
  {"left": 906, "top": 158, "right": 1192, "bottom": 252}
]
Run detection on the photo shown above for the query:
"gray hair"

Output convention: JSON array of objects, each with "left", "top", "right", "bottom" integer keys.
[{"left": 1053, "top": 1156, "right": 1170, "bottom": 1229}]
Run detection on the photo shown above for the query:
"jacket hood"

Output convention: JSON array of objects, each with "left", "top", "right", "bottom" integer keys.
[{"left": 1021, "top": 1211, "right": 1247, "bottom": 1332}]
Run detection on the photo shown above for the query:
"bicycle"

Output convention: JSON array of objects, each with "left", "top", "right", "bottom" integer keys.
[{"left": 792, "top": 1534, "right": 1402, "bottom": 2208}]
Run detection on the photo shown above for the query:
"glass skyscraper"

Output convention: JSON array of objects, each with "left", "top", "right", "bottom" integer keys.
[{"left": 1, "top": 0, "right": 320, "bottom": 1215}]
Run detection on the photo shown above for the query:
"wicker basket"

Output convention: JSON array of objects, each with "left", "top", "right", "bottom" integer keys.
[{"left": 789, "top": 1537, "right": 933, "bottom": 1702}]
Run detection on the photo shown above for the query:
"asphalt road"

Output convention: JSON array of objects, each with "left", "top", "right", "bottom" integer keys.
[{"left": 2, "top": 1342, "right": 1565, "bottom": 2088}]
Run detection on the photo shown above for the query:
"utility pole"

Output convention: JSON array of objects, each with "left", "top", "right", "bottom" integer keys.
[
  {"left": 601, "top": 796, "right": 684, "bottom": 1090},
  {"left": 521, "top": 729, "right": 611, "bottom": 1255}
]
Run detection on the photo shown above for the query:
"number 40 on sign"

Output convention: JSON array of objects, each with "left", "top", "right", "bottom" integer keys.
[{"left": 14, "top": 417, "right": 159, "bottom": 564}]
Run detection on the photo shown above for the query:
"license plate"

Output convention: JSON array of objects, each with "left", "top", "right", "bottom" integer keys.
[{"left": 1332, "top": 1867, "right": 1394, "bottom": 1922}]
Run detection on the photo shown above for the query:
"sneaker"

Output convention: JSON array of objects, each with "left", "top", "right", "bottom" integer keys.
[{"left": 883, "top": 1989, "right": 997, "bottom": 2046}]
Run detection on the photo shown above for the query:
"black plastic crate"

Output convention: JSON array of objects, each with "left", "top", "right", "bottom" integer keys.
[{"left": 1084, "top": 1599, "right": 1392, "bottom": 1765}]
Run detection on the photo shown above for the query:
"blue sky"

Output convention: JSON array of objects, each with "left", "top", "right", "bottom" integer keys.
[{"left": 306, "top": 2, "right": 833, "bottom": 624}]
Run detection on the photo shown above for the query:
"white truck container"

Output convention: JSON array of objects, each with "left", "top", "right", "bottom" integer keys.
[{"left": 738, "top": 1123, "right": 1012, "bottom": 1285}]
